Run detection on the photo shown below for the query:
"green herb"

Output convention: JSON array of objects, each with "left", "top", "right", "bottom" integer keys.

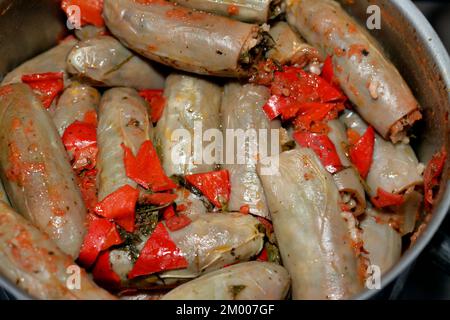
[
  {"left": 135, "top": 205, "right": 160, "bottom": 237},
  {"left": 229, "top": 285, "right": 246, "bottom": 299},
  {"left": 265, "top": 242, "right": 281, "bottom": 265},
  {"left": 282, "top": 140, "right": 296, "bottom": 152}
]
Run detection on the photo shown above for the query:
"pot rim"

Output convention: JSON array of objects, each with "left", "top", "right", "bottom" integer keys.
[{"left": 354, "top": 0, "right": 450, "bottom": 300}]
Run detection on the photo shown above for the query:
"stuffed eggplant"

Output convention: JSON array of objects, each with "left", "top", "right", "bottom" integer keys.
[
  {"left": 97, "top": 87, "right": 153, "bottom": 200},
  {"left": 2, "top": 37, "right": 77, "bottom": 86},
  {"left": 285, "top": 0, "right": 422, "bottom": 142},
  {"left": 109, "top": 212, "right": 264, "bottom": 288},
  {"left": 67, "top": 36, "right": 165, "bottom": 89},
  {"left": 103, "top": 0, "right": 266, "bottom": 77},
  {"left": 258, "top": 149, "right": 362, "bottom": 299},
  {"left": 221, "top": 83, "right": 279, "bottom": 219},
  {"left": 155, "top": 74, "right": 222, "bottom": 177},
  {"left": 51, "top": 82, "right": 100, "bottom": 136},
  {"left": 0, "top": 84, "right": 87, "bottom": 258},
  {"left": 0, "top": 201, "right": 115, "bottom": 300}
]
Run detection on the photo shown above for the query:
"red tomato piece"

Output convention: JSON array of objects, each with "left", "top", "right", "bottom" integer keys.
[
  {"left": 92, "top": 251, "right": 121, "bottom": 288},
  {"left": 94, "top": 185, "right": 139, "bottom": 232},
  {"left": 321, "top": 56, "right": 334, "bottom": 84},
  {"left": 122, "top": 140, "right": 177, "bottom": 192},
  {"left": 22, "top": 72, "right": 64, "bottom": 108},
  {"left": 371, "top": 188, "right": 405, "bottom": 208},
  {"left": 185, "top": 170, "right": 231, "bottom": 208},
  {"left": 424, "top": 147, "right": 447, "bottom": 209},
  {"left": 162, "top": 206, "right": 176, "bottom": 221},
  {"left": 165, "top": 214, "right": 192, "bottom": 232},
  {"left": 257, "top": 248, "right": 268, "bottom": 262},
  {"left": 61, "top": 0, "right": 104, "bottom": 27},
  {"left": 78, "top": 217, "right": 123, "bottom": 268},
  {"left": 349, "top": 126, "right": 375, "bottom": 179},
  {"left": 139, "top": 89, "right": 166, "bottom": 123},
  {"left": 293, "top": 132, "right": 343, "bottom": 174},
  {"left": 128, "top": 223, "right": 188, "bottom": 279}
]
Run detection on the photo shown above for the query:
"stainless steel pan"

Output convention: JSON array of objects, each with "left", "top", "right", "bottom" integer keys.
[{"left": 0, "top": 0, "right": 448, "bottom": 300}]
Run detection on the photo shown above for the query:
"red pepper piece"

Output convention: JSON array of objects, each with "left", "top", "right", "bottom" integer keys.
[
  {"left": 166, "top": 214, "right": 192, "bottom": 232},
  {"left": 262, "top": 95, "right": 290, "bottom": 120},
  {"left": 92, "top": 251, "right": 121, "bottom": 288},
  {"left": 321, "top": 56, "right": 334, "bottom": 84},
  {"left": 293, "top": 132, "right": 343, "bottom": 174},
  {"left": 141, "top": 193, "right": 178, "bottom": 206},
  {"left": 22, "top": 72, "right": 64, "bottom": 108},
  {"left": 292, "top": 102, "right": 343, "bottom": 130},
  {"left": 257, "top": 248, "right": 268, "bottom": 262},
  {"left": 272, "top": 66, "right": 345, "bottom": 104},
  {"left": 139, "top": 89, "right": 166, "bottom": 123},
  {"left": 83, "top": 110, "right": 98, "bottom": 126},
  {"left": 78, "top": 217, "right": 123, "bottom": 268},
  {"left": 94, "top": 185, "right": 139, "bottom": 232},
  {"left": 185, "top": 170, "right": 231, "bottom": 208},
  {"left": 162, "top": 206, "right": 176, "bottom": 221},
  {"left": 176, "top": 204, "right": 187, "bottom": 212},
  {"left": 371, "top": 188, "right": 405, "bottom": 208},
  {"left": 128, "top": 223, "right": 188, "bottom": 279},
  {"left": 62, "top": 121, "right": 98, "bottom": 171},
  {"left": 61, "top": 0, "right": 104, "bottom": 27},
  {"left": 122, "top": 140, "right": 177, "bottom": 192},
  {"left": 424, "top": 147, "right": 447, "bottom": 209},
  {"left": 349, "top": 126, "right": 375, "bottom": 179}
]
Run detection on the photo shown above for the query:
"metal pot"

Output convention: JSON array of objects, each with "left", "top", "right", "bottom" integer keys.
[{"left": 0, "top": 0, "right": 448, "bottom": 300}]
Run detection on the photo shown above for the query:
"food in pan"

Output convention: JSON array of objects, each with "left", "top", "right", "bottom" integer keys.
[{"left": 0, "top": 0, "right": 447, "bottom": 300}]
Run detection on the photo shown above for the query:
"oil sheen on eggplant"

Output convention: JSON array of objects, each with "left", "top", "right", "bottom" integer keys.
[{"left": 0, "top": 84, "right": 87, "bottom": 258}]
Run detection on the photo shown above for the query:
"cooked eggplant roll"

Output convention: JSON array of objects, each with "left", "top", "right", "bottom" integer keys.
[
  {"left": 258, "top": 149, "right": 362, "bottom": 299},
  {"left": 340, "top": 110, "right": 423, "bottom": 197},
  {"left": 168, "top": 0, "right": 276, "bottom": 23},
  {"left": 111, "top": 212, "right": 264, "bottom": 287},
  {"left": 51, "top": 83, "right": 100, "bottom": 136},
  {"left": 286, "top": 0, "right": 421, "bottom": 142},
  {"left": 97, "top": 88, "right": 152, "bottom": 200},
  {"left": 361, "top": 208, "right": 402, "bottom": 275},
  {"left": 155, "top": 74, "right": 222, "bottom": 176},
  {"left": 67, "top": 36, "right": 165, "bottom": 89},
  {"left": 0, "top": 201, "right": 116, "bottom": 300},
  {"left": 221, "top": 83, "right": 278, "bottom": 219},
  {"left": 266, "top": 21, "right": 321, "bottom": 66},
  {"left": 103, "top": 0, "right": 265, "bottom": 77},
  {"left": 2, "top": 37, "right": 78, "bottom": 86},
  {"left": 327, "top": 120, "right": 366, "bottom": 216},
  {"left": 162, "top": 261, "right": 290, "bottom": 300},
  {"left": 0, "top": 84, "right": 87, "bottom": 258},
  {"left": 75, "top": 25, "right": 108, "bottom": 41}
]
